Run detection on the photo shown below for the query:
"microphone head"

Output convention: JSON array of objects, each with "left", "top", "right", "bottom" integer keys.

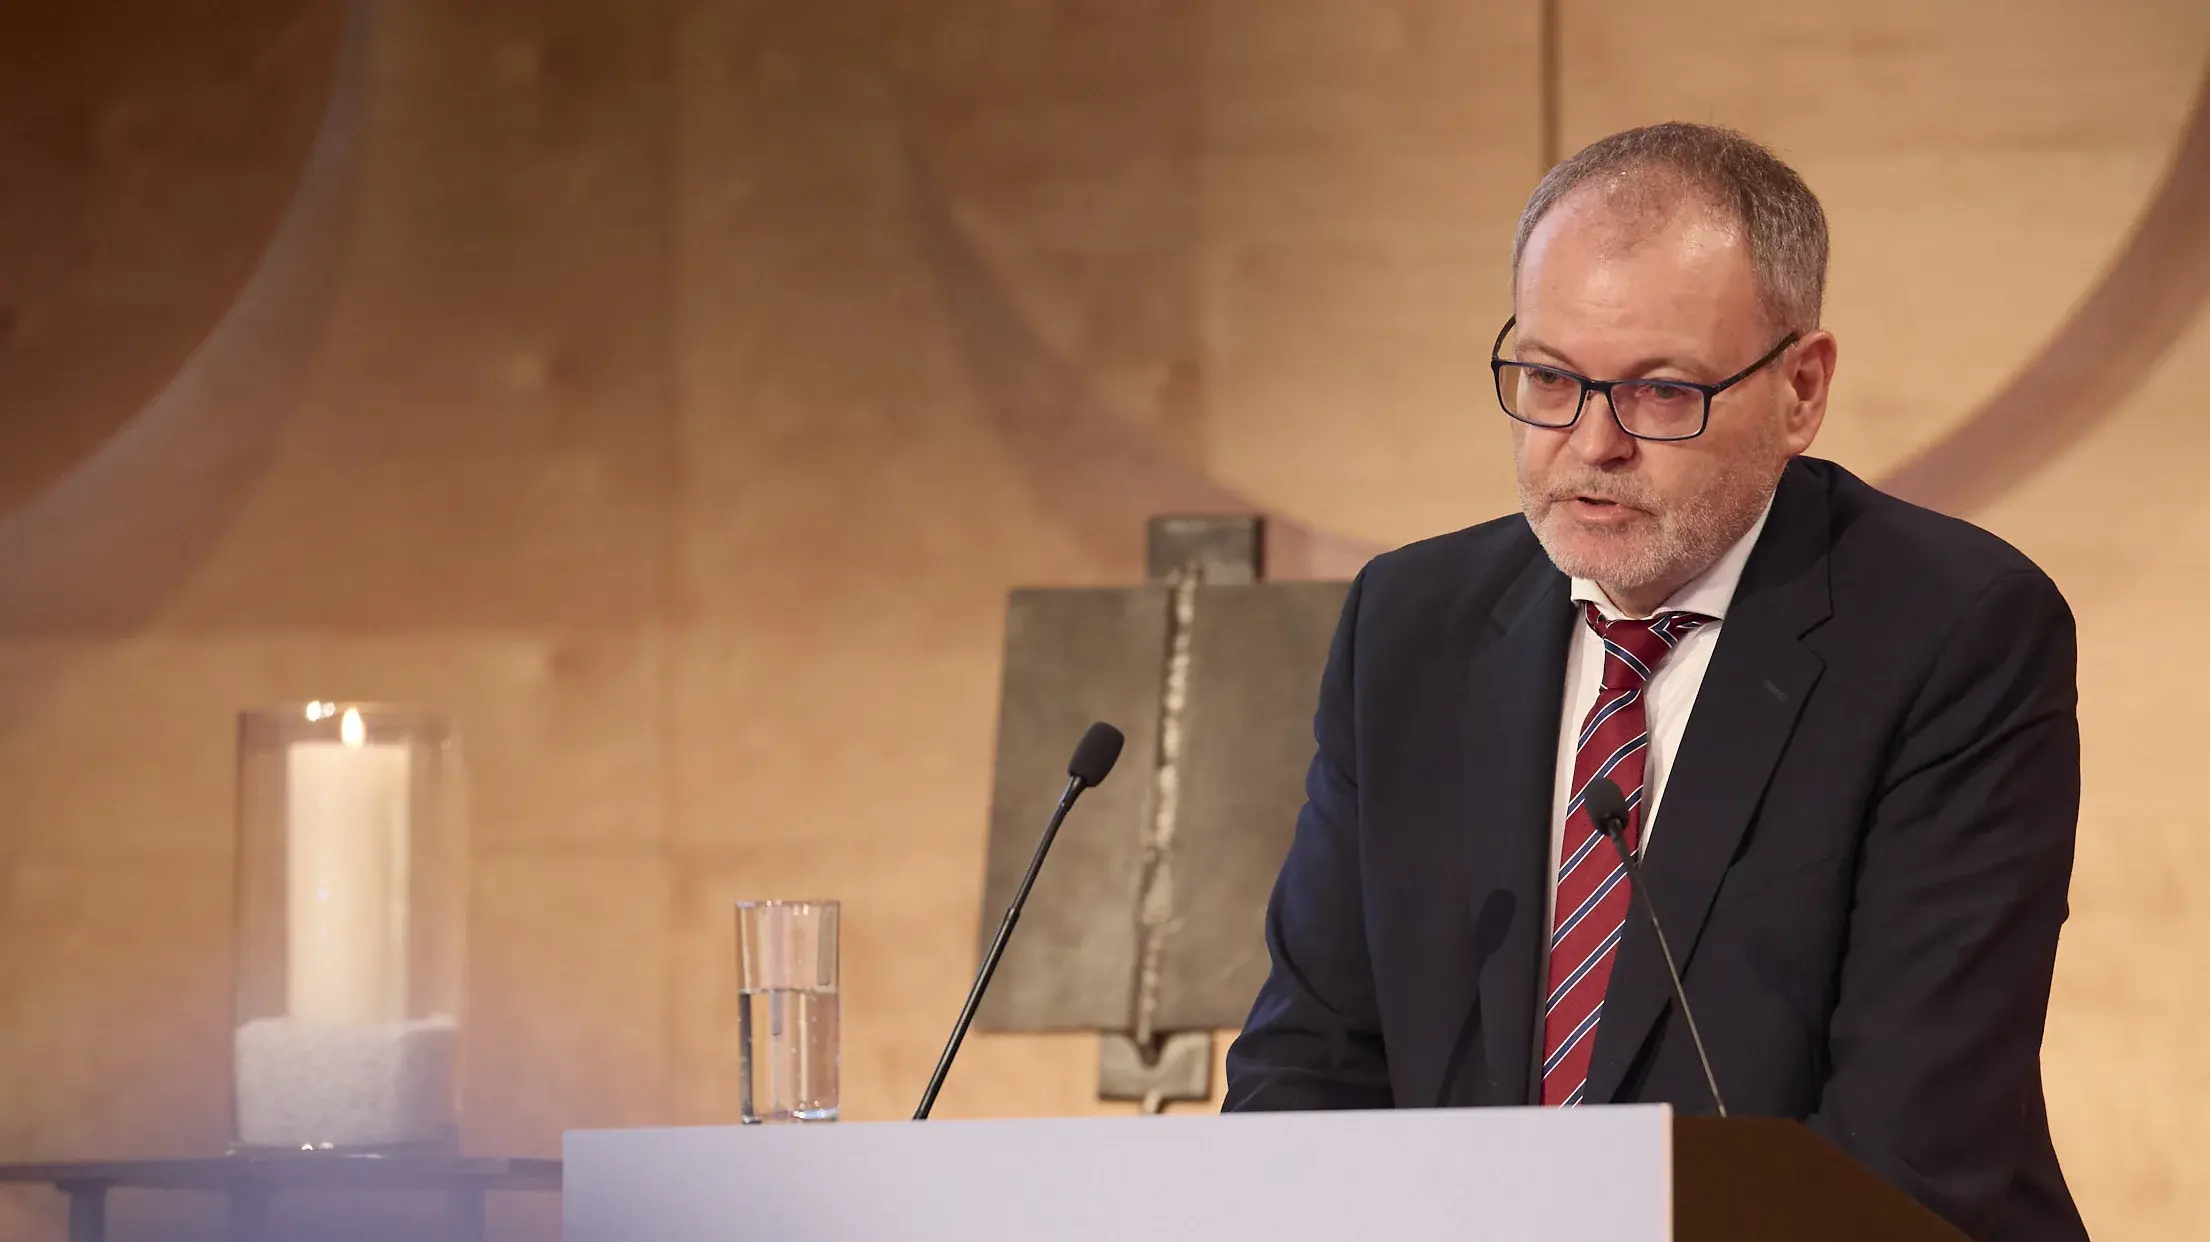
[
  {"left": 1067, "top": 722, "right": 1125, "bottom": 788},
  {"left": 1585, "top": 776, "right": 1631, "bottom": 839}
]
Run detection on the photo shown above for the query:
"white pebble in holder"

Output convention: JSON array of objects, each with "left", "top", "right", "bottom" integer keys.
[{"left": 232, "top": 704, "right": 466, "bottom": 1153}]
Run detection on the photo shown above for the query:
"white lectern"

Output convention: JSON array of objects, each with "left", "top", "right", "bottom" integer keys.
[{"left": 565, "top": 1107, "right": 1964, "bottom": 1242}]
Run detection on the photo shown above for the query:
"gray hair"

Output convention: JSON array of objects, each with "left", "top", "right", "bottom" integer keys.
[{"left": 1512, "top": 122, "right": 1829, "bottom": 333}]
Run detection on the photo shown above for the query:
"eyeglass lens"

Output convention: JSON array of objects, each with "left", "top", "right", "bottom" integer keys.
[{"left": 1497, "top": 364, "right": 1706, "bottom": 440}]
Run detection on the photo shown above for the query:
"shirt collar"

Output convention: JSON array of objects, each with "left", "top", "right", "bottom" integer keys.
[{"left": 1569, "top": 490, "right": 1777, "bottom": 622}]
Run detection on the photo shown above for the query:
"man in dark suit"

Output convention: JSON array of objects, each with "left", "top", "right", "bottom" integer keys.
[{"left": 1224, "top": 123, "right": 2087, "bottom": 1242}]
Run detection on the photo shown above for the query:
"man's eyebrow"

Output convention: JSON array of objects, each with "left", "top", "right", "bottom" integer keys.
[{"left": 1512, "top": 336, "right": 1710, "bottom": 379}]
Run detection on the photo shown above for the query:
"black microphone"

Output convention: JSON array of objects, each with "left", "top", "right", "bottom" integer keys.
[
  {"left": 913, "top": 721, "right": 1125, "bottom": 1120},
  {"left": 1585, "top": 776, "right": 1728, "bottom": 1118}
]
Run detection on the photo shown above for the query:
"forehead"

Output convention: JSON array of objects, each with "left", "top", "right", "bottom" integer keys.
[{"left": 1514, "top": 187, "right": 1765, "bottom": 353}]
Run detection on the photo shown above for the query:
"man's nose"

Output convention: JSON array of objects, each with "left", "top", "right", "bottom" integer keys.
[{"left": 1568, "top": 390, "right": 1636, "bottom": 466}]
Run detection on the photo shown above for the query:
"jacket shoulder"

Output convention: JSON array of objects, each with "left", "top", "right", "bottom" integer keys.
[
  {"left": 1810, "top": 459, "right": 2062, "bottom": 607},
  {"left": 1356, "top": 511, "right": 1546, "bottom": 612}
]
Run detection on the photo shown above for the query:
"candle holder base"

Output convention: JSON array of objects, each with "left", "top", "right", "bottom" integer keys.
[
  {"left": 224, "top": 1138, "right": 459, "bottom": 1159},
  {"left": 232, "top": 1015, "right": 459, "bottom": 1153}
]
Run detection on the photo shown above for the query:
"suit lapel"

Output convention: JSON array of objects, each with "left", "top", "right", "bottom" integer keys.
[
  {"left": 1583, "top": 460, "right": 1834, "bottom": 1108},
  {"left": 1463, "top": 550, "right": 1574, "bottom": 1107}
]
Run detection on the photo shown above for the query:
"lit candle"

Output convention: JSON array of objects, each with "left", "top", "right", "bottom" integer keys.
[{"left": 285, "top": 706, "right": 411, "bottom": 1025}]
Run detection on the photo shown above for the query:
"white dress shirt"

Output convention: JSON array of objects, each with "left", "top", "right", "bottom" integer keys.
[{"left": 1539, "top": 493, "right": 1776, "bottom": 985}]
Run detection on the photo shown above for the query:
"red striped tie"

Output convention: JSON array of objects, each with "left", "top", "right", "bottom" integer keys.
[{"left": 1540, "top": 602, "right": 1714, "bottom": 1107}]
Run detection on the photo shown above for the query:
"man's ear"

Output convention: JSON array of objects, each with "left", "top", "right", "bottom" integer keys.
[{"left": 1783, "top": 330, "right": 1837, "bottom": 454}]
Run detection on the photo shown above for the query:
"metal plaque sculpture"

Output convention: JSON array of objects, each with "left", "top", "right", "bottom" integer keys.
[{"left": 975, "top": 516, "right": 1351, "bottom": 1110}]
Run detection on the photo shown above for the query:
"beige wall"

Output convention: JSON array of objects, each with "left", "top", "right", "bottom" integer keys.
[
  {"left": 1988, "top": 302, "right": 2210, "bottom": 1240},
  {"left": 2, "top": 1, "right": 2207, "bottom": 1238}
]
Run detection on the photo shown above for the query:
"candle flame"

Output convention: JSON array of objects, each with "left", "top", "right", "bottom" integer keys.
[{"left": 340, "top": 707, "right": 366, "bottom": 748}]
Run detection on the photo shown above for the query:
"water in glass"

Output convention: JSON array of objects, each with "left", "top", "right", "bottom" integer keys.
[{"left": 739, "top": 985, "right": 839, "bottom": 1123}]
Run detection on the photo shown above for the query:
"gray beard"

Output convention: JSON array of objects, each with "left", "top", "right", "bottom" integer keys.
[{"left": 1518, "top": 453, "right": 1784, "bottom": 602}]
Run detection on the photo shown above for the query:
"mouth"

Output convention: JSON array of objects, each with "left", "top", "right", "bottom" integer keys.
[{"left": 1560, "top": 493, "right": 1643, "bottom": 524}]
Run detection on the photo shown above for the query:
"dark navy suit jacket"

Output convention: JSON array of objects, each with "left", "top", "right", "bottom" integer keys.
[{"left": 1224, "top": 457, "right": 2087, "bottom": 1242}]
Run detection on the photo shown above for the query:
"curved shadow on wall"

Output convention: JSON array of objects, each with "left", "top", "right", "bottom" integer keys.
[
  {"left": 1880, "top": 66, "right": 2210, "bottom": 514},
  {"left": 901, "top": 135, "right": 1382, "bottom": 581},
  {"left": 910, "top": 58, "right": 2210, "bottom": 556},
  {"left": 0, "top": 0, "right": 373, "bottom": 635},
  {"left": 0, "top": 0, "right": 346, "bottom": 521}
]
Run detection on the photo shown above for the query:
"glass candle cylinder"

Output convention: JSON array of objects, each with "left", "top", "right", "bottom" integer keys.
[{"left": 232, "top": 704, "right": 465, "bottom": 1152}]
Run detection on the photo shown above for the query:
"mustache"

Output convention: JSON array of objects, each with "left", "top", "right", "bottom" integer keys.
[{"left": 1534, "top": 473, "right": 1658, "bottom": 510}]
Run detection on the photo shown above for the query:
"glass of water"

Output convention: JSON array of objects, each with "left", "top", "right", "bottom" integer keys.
[{"left": 735, "top": 900, "right": 839, "bottom": 1124}]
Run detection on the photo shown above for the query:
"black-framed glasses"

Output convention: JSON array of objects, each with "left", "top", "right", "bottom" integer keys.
[{"left": 1489, "top": 315, "right": 1799, "bottom": 442}]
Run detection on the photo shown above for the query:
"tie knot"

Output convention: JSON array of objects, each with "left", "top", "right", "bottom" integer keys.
[{"left": 1584, "top": 602, "right": 1713, "bottom": 689}]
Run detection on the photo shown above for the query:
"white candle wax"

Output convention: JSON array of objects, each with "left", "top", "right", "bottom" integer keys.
[{"left": 285, "top": 710, "right": 412, "bottom": 1026}]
